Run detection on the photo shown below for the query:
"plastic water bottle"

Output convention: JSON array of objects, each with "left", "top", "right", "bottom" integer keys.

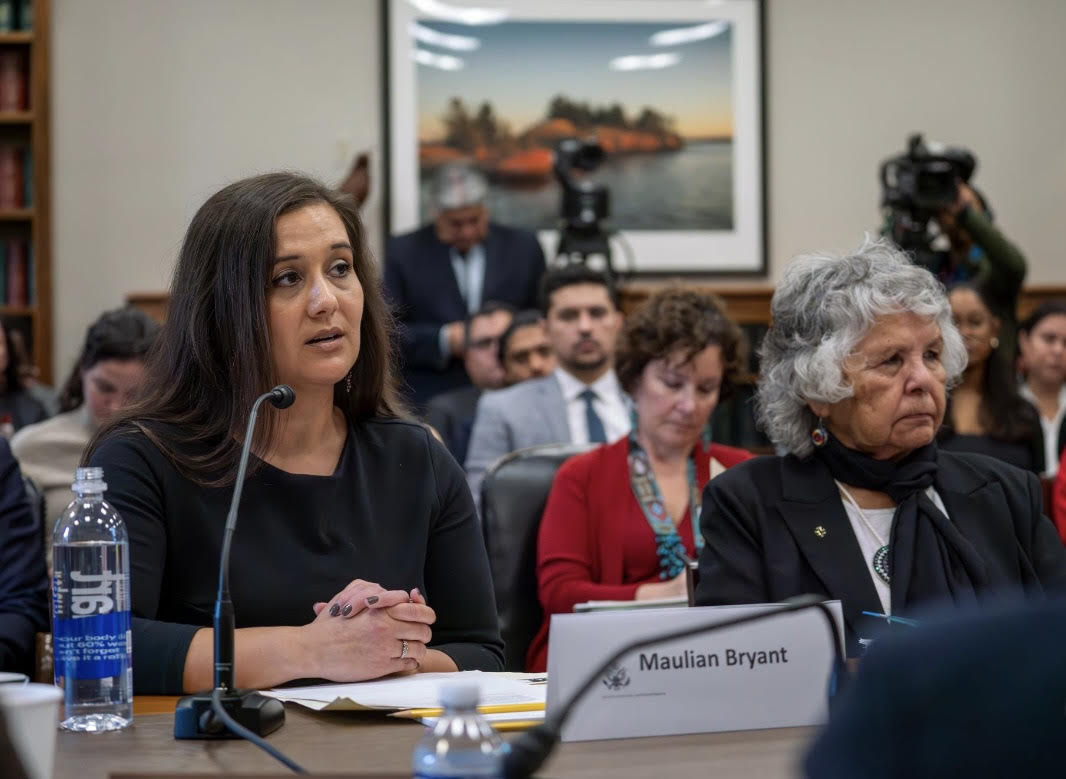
[
  {"left": 412, "top": 683, "right": 510, "bottom": 778},
  {"left": 51, "top": 467, "right": 133, "bottom": 732}
]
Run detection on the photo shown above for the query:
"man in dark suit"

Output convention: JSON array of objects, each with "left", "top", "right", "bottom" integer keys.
[
  {"left": 424, "top": 302, "right": 514, "bottom": 466},
  {"left": 806, "top": 596, "right": 1066, "bottom": 779},
  {"left": 0, "top": 438, "right": 49, "bottom": 677},
  {"left": 385, "top": 163, "right": 546, "bottom": 408}
]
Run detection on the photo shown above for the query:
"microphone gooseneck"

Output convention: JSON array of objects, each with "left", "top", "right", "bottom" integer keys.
[
  {"left": 213, "top": 384, "right": 296, "bottom": 691},
  {"left": 502, "top": 594, "right": 846, "bottom": 779},
  {"left": 176, "top": 384, "right": 299, "bottom": 751}
]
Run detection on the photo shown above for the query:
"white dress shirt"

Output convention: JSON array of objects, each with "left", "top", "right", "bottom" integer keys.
[
  {"left": 838, "top": 485, "right": 949, "bottom": 615},
  {"left": 553, "top": 367, "right": 631, "bottom": 445},
  {"left": 1018, "top": 383, "right": 1066, "bottom": 477},
  {"left": 436, "top": 243, "right": 487, "bottom": 363}
]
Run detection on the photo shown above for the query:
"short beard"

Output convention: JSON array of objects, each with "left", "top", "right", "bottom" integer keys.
[{"left": 561, "top": 353, "right": 608, "bottom": 375}]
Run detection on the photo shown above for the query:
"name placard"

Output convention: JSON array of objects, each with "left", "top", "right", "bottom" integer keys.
[{"left": 546, "top": 602, "right": 844, "bottom": 742}]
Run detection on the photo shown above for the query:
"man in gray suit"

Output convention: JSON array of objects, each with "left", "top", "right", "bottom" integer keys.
[{"left": 465, "top": 266, "right": 630, "bottom": 511}]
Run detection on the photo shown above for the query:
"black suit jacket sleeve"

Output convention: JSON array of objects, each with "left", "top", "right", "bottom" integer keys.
[
  {"left": 0, "top": 439, "right": 49, "bottom": 675},
  {"left": 384, "top": 236, "right": 449, "bottom": 369}
]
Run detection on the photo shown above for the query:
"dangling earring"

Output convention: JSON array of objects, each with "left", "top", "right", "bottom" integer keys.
[
  {"left": 810, "top": 417, "right": 828, "bottom": 447},
  {"left": 989, "top": 336, "right": 1000, "bottom": 350},
  {"left": 628, "top": 404, "right": 639, "bottom": 435},
  {"left": 345, "top": 371, "right": 353, "bottom": 394}
]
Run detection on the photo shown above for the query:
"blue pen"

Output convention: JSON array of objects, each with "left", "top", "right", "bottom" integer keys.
[{"left": 861, "top": 610, "right": 921, "bottom": 627}]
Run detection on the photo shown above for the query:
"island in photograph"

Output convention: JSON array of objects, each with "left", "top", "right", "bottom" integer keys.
[{"left": 415, "top": 19, "right": 735, "bottom": 232}]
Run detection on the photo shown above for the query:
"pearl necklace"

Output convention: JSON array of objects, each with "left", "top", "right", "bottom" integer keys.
[{"left": 835, "top": 481, "right": 891, "bottom": 585}]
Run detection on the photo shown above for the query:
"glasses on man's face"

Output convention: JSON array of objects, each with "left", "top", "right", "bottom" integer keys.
[{"left": 468, "top": 335, "right": 500, "bottom": 352}]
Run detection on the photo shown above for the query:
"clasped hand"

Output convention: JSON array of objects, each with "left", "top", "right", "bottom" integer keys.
[{"left": 307, "top": 579, "right": 435, "bottom": 681}]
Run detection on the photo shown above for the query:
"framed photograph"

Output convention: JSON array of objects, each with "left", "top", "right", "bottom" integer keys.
[{"left": 383, "top": 0, "right": 765, "bottom": 275}]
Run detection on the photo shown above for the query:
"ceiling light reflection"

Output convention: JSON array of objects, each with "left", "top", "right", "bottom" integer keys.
[
  {"left": 408, "top": 0, "right": 508, "bottom": 26},
  {"left": 413, "top": 48, "right": 465, "bottom": 71},
  {"left": 649, "top": 21, "right": 729, "bottom": 47},
  {"left": 608, "top": 53, "right": 682, "bottom": 72},
  {"left": 409, "top": 21, "right": 481, "bottom": 51}
]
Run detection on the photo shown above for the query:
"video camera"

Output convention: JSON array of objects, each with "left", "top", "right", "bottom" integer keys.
[
  {"left": 880, "top": 133, "right": 977, "bottom": 272},
  {"left": 553, "top": 138, "right": 616, "bottom": 279}
]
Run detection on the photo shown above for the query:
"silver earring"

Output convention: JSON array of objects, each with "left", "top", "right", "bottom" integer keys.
[{"left": 345, "top": 371, "right": 352, "bottom": 394}]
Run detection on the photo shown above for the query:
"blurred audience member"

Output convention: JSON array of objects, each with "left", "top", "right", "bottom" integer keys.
[
  {"left": 938, "top": 285, "right": 1043, "bottom": 473},
  {"left": 0, "top": 438, "right": 48, "bottom": 676},
  {"left": 385, "top": 163, "right": 545, "bottom": 408},
  {"left": 1017, "top": 300, "right": 1066, "bottom": 477},
  {"left": 0, "top": 319, "right": 49, "bottom": 436},
  {"left": 424, "top": 302, "right": 514, "bottom": 465},
  {"left": 932, "top": 182, "right": 1027, "bottom": 362},
  {"left": 12, "top": 308, "right": 159, "bottom": 550},
  {"left": 465, "top": 266, "right": 628, "bottom": 511},
  {"left": 529, "top": 288, "right": 752, "bottom": 671},
  {"left": 499, "top": 309, "right": 555, "bottom": 385},
  {"left": 8, "top": 328, "right": 58, "bottom": 417}
]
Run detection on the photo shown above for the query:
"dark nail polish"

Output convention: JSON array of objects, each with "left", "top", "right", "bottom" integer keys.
[
  {"left": 342, "top": 603, "right": 353, "bottom": 616},
  {"left": 328, "top": 603, "right": 340, "bottom": 617},
  {"left": 366, "top": 595, "right": 379, "bottom": 605}
]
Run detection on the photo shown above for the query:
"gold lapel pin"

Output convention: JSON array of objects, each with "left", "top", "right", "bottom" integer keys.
[{"left": 814, "top": 525, "right": 827, "bottom": 538}]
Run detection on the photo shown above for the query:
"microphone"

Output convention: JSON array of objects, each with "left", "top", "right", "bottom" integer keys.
[
  {"left": 502, "top": 594, "right": 847, "bottom": 779},
  {"left": 174, "top": 385, "right": 296, "bottom": 742}
]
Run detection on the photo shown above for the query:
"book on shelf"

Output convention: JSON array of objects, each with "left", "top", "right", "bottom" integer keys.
[
  {"left": 21, "top": 144, "right": 30, "bottom": 206},
  {"left": 0, "top": 143, "right": 24, "bottom": 208},
  {"left": 0, "top": 48, "right": 26, "bottom": 111},
  {"left": 17, "top": 0, "right": 31, "bottom": 31},
  {"left": 0, "top": 240, "right": 8, "bottom": 304},
  {"left": 0, "top": 0, "right": 14, "bottom": 33},
  {"left": 6, "top": 237, "right": 26, "bottom": 305}
]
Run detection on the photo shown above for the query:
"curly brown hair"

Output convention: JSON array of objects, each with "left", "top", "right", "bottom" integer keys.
[{"left": 615, "top": 286, "right": 745, "bottom": 398}]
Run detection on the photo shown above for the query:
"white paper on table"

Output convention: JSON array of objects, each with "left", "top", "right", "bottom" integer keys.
[
  {"left": 573, "top": 596, "right": 687, "bottom": 612},
  {"left": 262, "top": 671, "right": 546, "bottom": 712},
  {"left": 417, "top": 709, "right": 546, "bottom": 727}
]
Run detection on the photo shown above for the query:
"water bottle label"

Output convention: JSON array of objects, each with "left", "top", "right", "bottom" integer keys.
[{"left": 53, "top": 611, "right": 132, "bottom": 679}]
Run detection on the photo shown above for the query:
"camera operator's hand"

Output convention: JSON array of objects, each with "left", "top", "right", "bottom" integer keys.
[{"left": 943, "top": 181, "right": 982, "bottom": 218}]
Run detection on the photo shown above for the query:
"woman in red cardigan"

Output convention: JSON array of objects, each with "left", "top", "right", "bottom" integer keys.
[{"left": 528, "top": 287, "right": 753, "bottom": 671}]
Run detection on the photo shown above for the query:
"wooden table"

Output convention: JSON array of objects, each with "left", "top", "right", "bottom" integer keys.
[{"left": 56, "top": 702, "right": 814, "bottom": 778}]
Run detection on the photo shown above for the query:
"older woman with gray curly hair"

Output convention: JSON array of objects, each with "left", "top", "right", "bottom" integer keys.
[{"left": 695, "top": 239, "right": 1066, "bottom": 655}]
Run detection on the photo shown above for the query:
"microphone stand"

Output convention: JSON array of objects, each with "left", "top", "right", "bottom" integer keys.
[
  {"left": 502, "top": 594, "right": 848, "bottom": 779},
  {"left": 174, "top": 385, "right": 295, "bottom": 742}
]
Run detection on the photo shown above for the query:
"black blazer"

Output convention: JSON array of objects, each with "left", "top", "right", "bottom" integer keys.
[
  {"left": 384, "top": 223, "right": 546, "bottom": 407},
  {"left": 695, "top": 450, "right": 1066, "bottom": 655},
  {"left": 806, "top": 597, "right": 1066, "bottom": 778},
  {"left": 423, "top": 384, "right": 481, "bottom": 466}
]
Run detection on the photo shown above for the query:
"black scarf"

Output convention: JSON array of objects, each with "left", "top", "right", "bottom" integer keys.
[{"left": 814, "top": 435, "right": 988, "bottom": 612}]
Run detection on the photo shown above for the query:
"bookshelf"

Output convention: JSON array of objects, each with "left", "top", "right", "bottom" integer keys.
[{"left": 0, "top": 0, "right": 51, "bottom": 383}]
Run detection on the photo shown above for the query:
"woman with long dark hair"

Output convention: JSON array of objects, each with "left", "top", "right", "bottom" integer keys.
[
  {"left": 938, "top": 284, "right": 1043, "bottom": 473},
  {"left": 86, "top": 172, "right": 503, "bottom": 694}
]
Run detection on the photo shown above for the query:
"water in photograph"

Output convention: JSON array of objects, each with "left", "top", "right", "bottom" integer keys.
[{"left": 419, "top": 141, "right": 733, "bottom": 232}]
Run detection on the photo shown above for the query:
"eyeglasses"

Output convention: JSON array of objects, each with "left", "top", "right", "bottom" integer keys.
[{"left": 468, "top": 336, "right": 500, "bottom": 351}]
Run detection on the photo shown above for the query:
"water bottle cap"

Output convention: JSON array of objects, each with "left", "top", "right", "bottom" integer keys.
[
  {"left": 438, "top": 682, "right": 479, "bottom": 710},
  {"left": 72, "top": 467, "right": 107, "bottom": 493}
]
